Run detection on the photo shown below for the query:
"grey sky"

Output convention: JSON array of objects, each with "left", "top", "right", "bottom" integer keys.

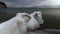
[{"left": 0, "top": 0, "right": 60, "bottom": 8}]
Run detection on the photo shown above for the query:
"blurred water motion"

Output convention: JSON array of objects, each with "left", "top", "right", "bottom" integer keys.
[
  {"left": 27, "top": 29, "right": 60, "bottom": 34},
  {"left": 0, "top": 8, "right": 60, "bottom": 28}
]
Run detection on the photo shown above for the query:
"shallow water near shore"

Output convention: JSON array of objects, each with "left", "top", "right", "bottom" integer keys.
[{"left": 27, "top": 29, "right": 60, "bottom": 34}]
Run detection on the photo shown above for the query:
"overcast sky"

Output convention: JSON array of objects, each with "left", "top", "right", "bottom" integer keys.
[{"left": 0, "top": 0, "right": 60, "bottom": 8}]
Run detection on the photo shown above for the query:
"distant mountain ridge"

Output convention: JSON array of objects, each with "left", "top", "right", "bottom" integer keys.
[{"left": 8, "top": 5, "right": 60, "bottom": 8}]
